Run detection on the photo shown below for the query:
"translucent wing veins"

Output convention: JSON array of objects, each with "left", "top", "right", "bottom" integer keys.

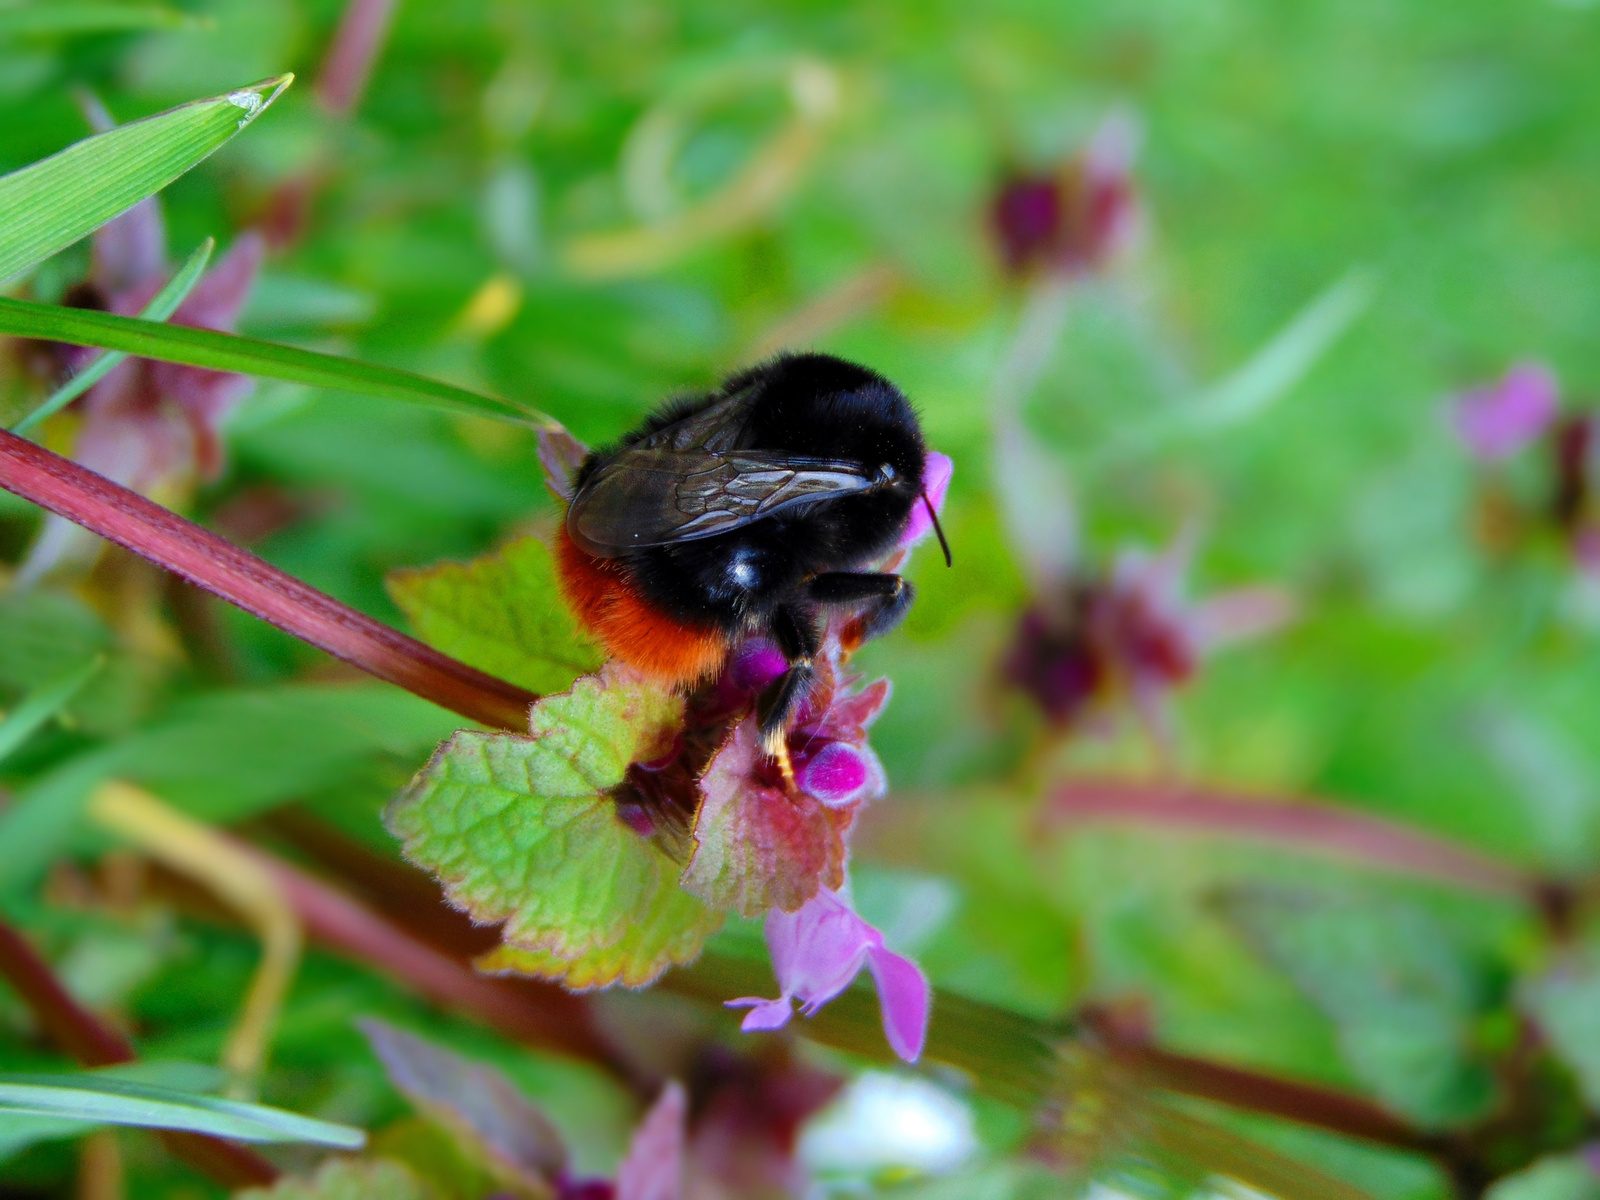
[{"left": 566, "top": 388, "right": 878, "bottom": 555}]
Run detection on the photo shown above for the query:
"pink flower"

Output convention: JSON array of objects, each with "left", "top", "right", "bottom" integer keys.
[
  {"left": 901, "top": 450, "right": 953, "bottom": 549},
  {"left": 20, "top": 198, "right": 263, "bottom": 582},
  {"left": 990, "top": 109, "right": 1143, "bottom": 278},
  {"left": 593, "top": 1080, "right": 686, "bottom": 1200},
  {"left": 726, "top": 887, "right": 931, "bottom": 1064},
  {"left": 361, "top": 1017, "right": 686, "bottom": 1200},
  {"left": 1004, "top": 528, "right": 1293, "bottom": 745},
  {"left": 681, "top": 646, "right": 891, "bottom": 916},
  {"left": 682, "top": 1045, "right": 842, "bottom": 1197},
  {"left": 1453, "top": 362, "right": 1559, "bottom": 461}
]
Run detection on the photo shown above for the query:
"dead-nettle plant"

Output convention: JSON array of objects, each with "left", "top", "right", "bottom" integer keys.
[
  {"left": 0, "top": 67, "right": 936, "bottom": 1071},
  {"left": 384, "top": 428, "right": 948, "bottom": 1060},
  {"left": 7, "top": 80, "right": 1586, "bottom": 1197},
  {"left": 11, "top": 346, "right": 1576, "bottom": 1198},
  {"left": 0, "top": 416, "right": 942, "bottom": 1063}
]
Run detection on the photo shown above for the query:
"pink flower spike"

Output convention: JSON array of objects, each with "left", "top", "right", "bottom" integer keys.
[
  {"left": 613, "top": 1082, "right": 686, "bottom": 1200},
  {"left": 725, "top": 889, "right": 931, "bottom": 1063},
  {"left": 900, "top": 451, "right": 953, "bottom": 547},
  {"left": 1453, "top": 362, "right": 1559, "bottom": 461}
]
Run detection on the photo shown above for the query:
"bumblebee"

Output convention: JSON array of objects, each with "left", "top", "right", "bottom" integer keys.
[{"left": 555, "top": 353, "right": 948, "bottom": 754}]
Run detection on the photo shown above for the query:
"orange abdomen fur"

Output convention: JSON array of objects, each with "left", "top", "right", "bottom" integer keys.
[{"left": 554, "top": 526, "right": 732, "bottom": 687}]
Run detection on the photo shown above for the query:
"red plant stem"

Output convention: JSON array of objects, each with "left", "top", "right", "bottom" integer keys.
[
  {"left": 316, "top": 0, "right": 398, "bottom": 116},
  {"left": 1049, "top": 779, "right": 1534, "bottom": 899},
  {"left": 0, "top": 921, "right": 133, "bottom": 1067},
  {"left": 1109, "top": 1041, "right": 1437, "bottom": 1154},
  {"left": 259, "top": 811, "right": 1461, "bottom": 1163},
  {"left": 0, "top": 919, "right": 279, "bottom": 1188},
  {"left": 0, "top": 431, "right": 537, "bottom": 731}
]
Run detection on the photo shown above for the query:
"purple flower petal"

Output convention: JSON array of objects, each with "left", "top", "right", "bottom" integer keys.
[
  {"left": 865, "top": 944, "right": 931, "bottom": 1063},
  {"left": 1581, "top": 1140, "right": 1600, "bottom": 1177},
  {"left": 726, "top": 997, "right": 795, "bottom": 1031},
  {"left": 613, "top": 1081, "right": 686, "bottom": 1200},
  {"left": 730, "top": 638, "right": 788, "bottom": 694},
  {"left": 174, "top": 231, "right": 264, "bottom": 330},
  {"left": 736, "top": 889, "right": 931, "bottom": 1064},
  {"left": 1453, "top": 362, "right": 1559, "bottom": 461},
  {"left": 92, "top": 197, "right": 167, "bottom": 295},
  {"left": 900, "top": 451, "right": 953, "bottom": 547},
  {"left": 797, "top": 742, "right": 870, "bottom": 806},
  {"left": 798, "top": 741, "right": 887, "bottom": 809},
  {"left": 1574, "top": 527, "right": 1600, "bottom": 577},
  {"left": 767, "top": 889, "right": 874, "bottom": 1007}
]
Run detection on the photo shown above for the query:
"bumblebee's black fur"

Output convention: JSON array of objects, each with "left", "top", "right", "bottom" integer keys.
[{"left": 572, "top": 352, "right": 933, "bottom": 738}]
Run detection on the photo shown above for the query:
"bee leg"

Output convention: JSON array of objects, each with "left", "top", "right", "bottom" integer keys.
[
  {"left": 756, "top": 606, "right": 819, "bottom": 783},
  {"left": 807, "top": 572, "right": 916, "bottom": 643}
]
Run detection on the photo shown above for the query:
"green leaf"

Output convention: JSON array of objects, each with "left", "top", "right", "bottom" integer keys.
[
  {"left": 0, "top": 1073, "right": 365, "bottom": 1147},
  {"left": 388, "top": 667, "right": 724, "bottom": 989},
  {"left": 0, "top": 295, "right": 550, "bottom": 426},
  {"left": 0, "top": 684, "right": 460, "bottom": 892},
  {"left": 0, "top": 654, "right": 102, "bottom": 765},
  {"left": 388, "top": 536, "right": 603, "bottom": 696},
  {"left": 236, "top": 1158, "right": 430, "bottom": 1200},
  {"left": 11, "top": 236, "right": 215, "bottom": 434},
  {"left": 0, "top": 6, "right": 205, "bottom": 36},
  {"left": 0, "top": 76, "right": 288, "bottom": 282},
  {"left": 1217, "top": 884, "right": 1501, "bottom": 1127},
  {"left": 1522, "top": 952, "right": 1600, "bottom": 1112},
  {"left": 0, "top": 1061, "right": 227, "bottom": 1160},
  {"left": 1088, "top": 268, "right": 1374, "bottom": 470}
]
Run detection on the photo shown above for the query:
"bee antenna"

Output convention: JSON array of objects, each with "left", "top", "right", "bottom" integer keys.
[{"left": 922, "top": 490, "right": 952, "bottom": 567}]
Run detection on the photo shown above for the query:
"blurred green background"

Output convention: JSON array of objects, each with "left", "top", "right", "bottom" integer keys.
[{"left": 6, "top": 1, "right": 1600, "bottom": 1197}]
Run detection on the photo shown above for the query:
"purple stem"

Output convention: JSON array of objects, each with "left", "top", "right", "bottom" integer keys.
[
  {"left": 0, "top": 919, "right": 279, "bottom": 1187},
  {"left": 316, "top": 0, "right": 399, "bottom": 116},
  {"left": 1049, "top": 779, "right": 1535, "bottom": 899},
  {"left": 0, "top": 430, "right": 538, "bottom": 730}
]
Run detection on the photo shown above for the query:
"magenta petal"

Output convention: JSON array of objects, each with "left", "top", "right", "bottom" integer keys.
[
  {"left": 614, "top": 1081, "right": 686, "bottom": 1200},
  {"left": 175, "top": 232, "right": 265, "bottom": 330},
  {"left": 727, "top": 997, "right": 795, "bottom": 1032},
  {"left": 797, "top": 742, "right": 870, "bottom": 806},
  {"left": 730, "top": 638, "right": 788, "bottom": 693},
  {"left": 866, "top": 944, "right": 931, "bottom": 1063},
  {"left": 1453, "top": 362, "right": 1559, "bottom": 461},
  {"left": 900, "top": 451, "right": 953, "bottom": 547},
  {"left": 821, "top": 678, "right": 892, "bottom": 733},
  {"left": 766, "top": 890, "right": 874, "bottom": 1010}
]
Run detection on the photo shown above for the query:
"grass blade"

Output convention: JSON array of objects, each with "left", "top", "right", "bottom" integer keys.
[
  {"left": 0, "top": 297, "right": 551, "bottom": 425},
  {"left": 0, "top": 1074, "right": 365, "bottom": 1148},
  {"left": 0, "top": 655, "right": 102, "bottom": 765},
  {"left": 1089, "top": 269, "right": 1375, "bottom": 470},
  {"left": 11, "top": 238, "right": 215, "bottom": 434},
  {"left": 0, "top": 6, "right": 205, "bottom": 36},
  {"left": 0, "top": 76, "right": 289, "bottom": 282},
  {"left": 1181, "top": 267, "right": 1376, "bottom": 431}
]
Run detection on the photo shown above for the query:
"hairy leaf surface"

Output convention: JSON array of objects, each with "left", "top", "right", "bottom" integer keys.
[{"left": 388, "top": 536, "right": 602, "bottom": 695}]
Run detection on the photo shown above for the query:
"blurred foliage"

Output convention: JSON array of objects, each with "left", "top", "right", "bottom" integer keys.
[{"left": 4, "top": 0, "right": 1600, "bottom": 1197}]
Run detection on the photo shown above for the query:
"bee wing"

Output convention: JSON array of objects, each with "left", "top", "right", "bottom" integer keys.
[{"left": 567, "top": 447, "right": 876, "bottom": 555}]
